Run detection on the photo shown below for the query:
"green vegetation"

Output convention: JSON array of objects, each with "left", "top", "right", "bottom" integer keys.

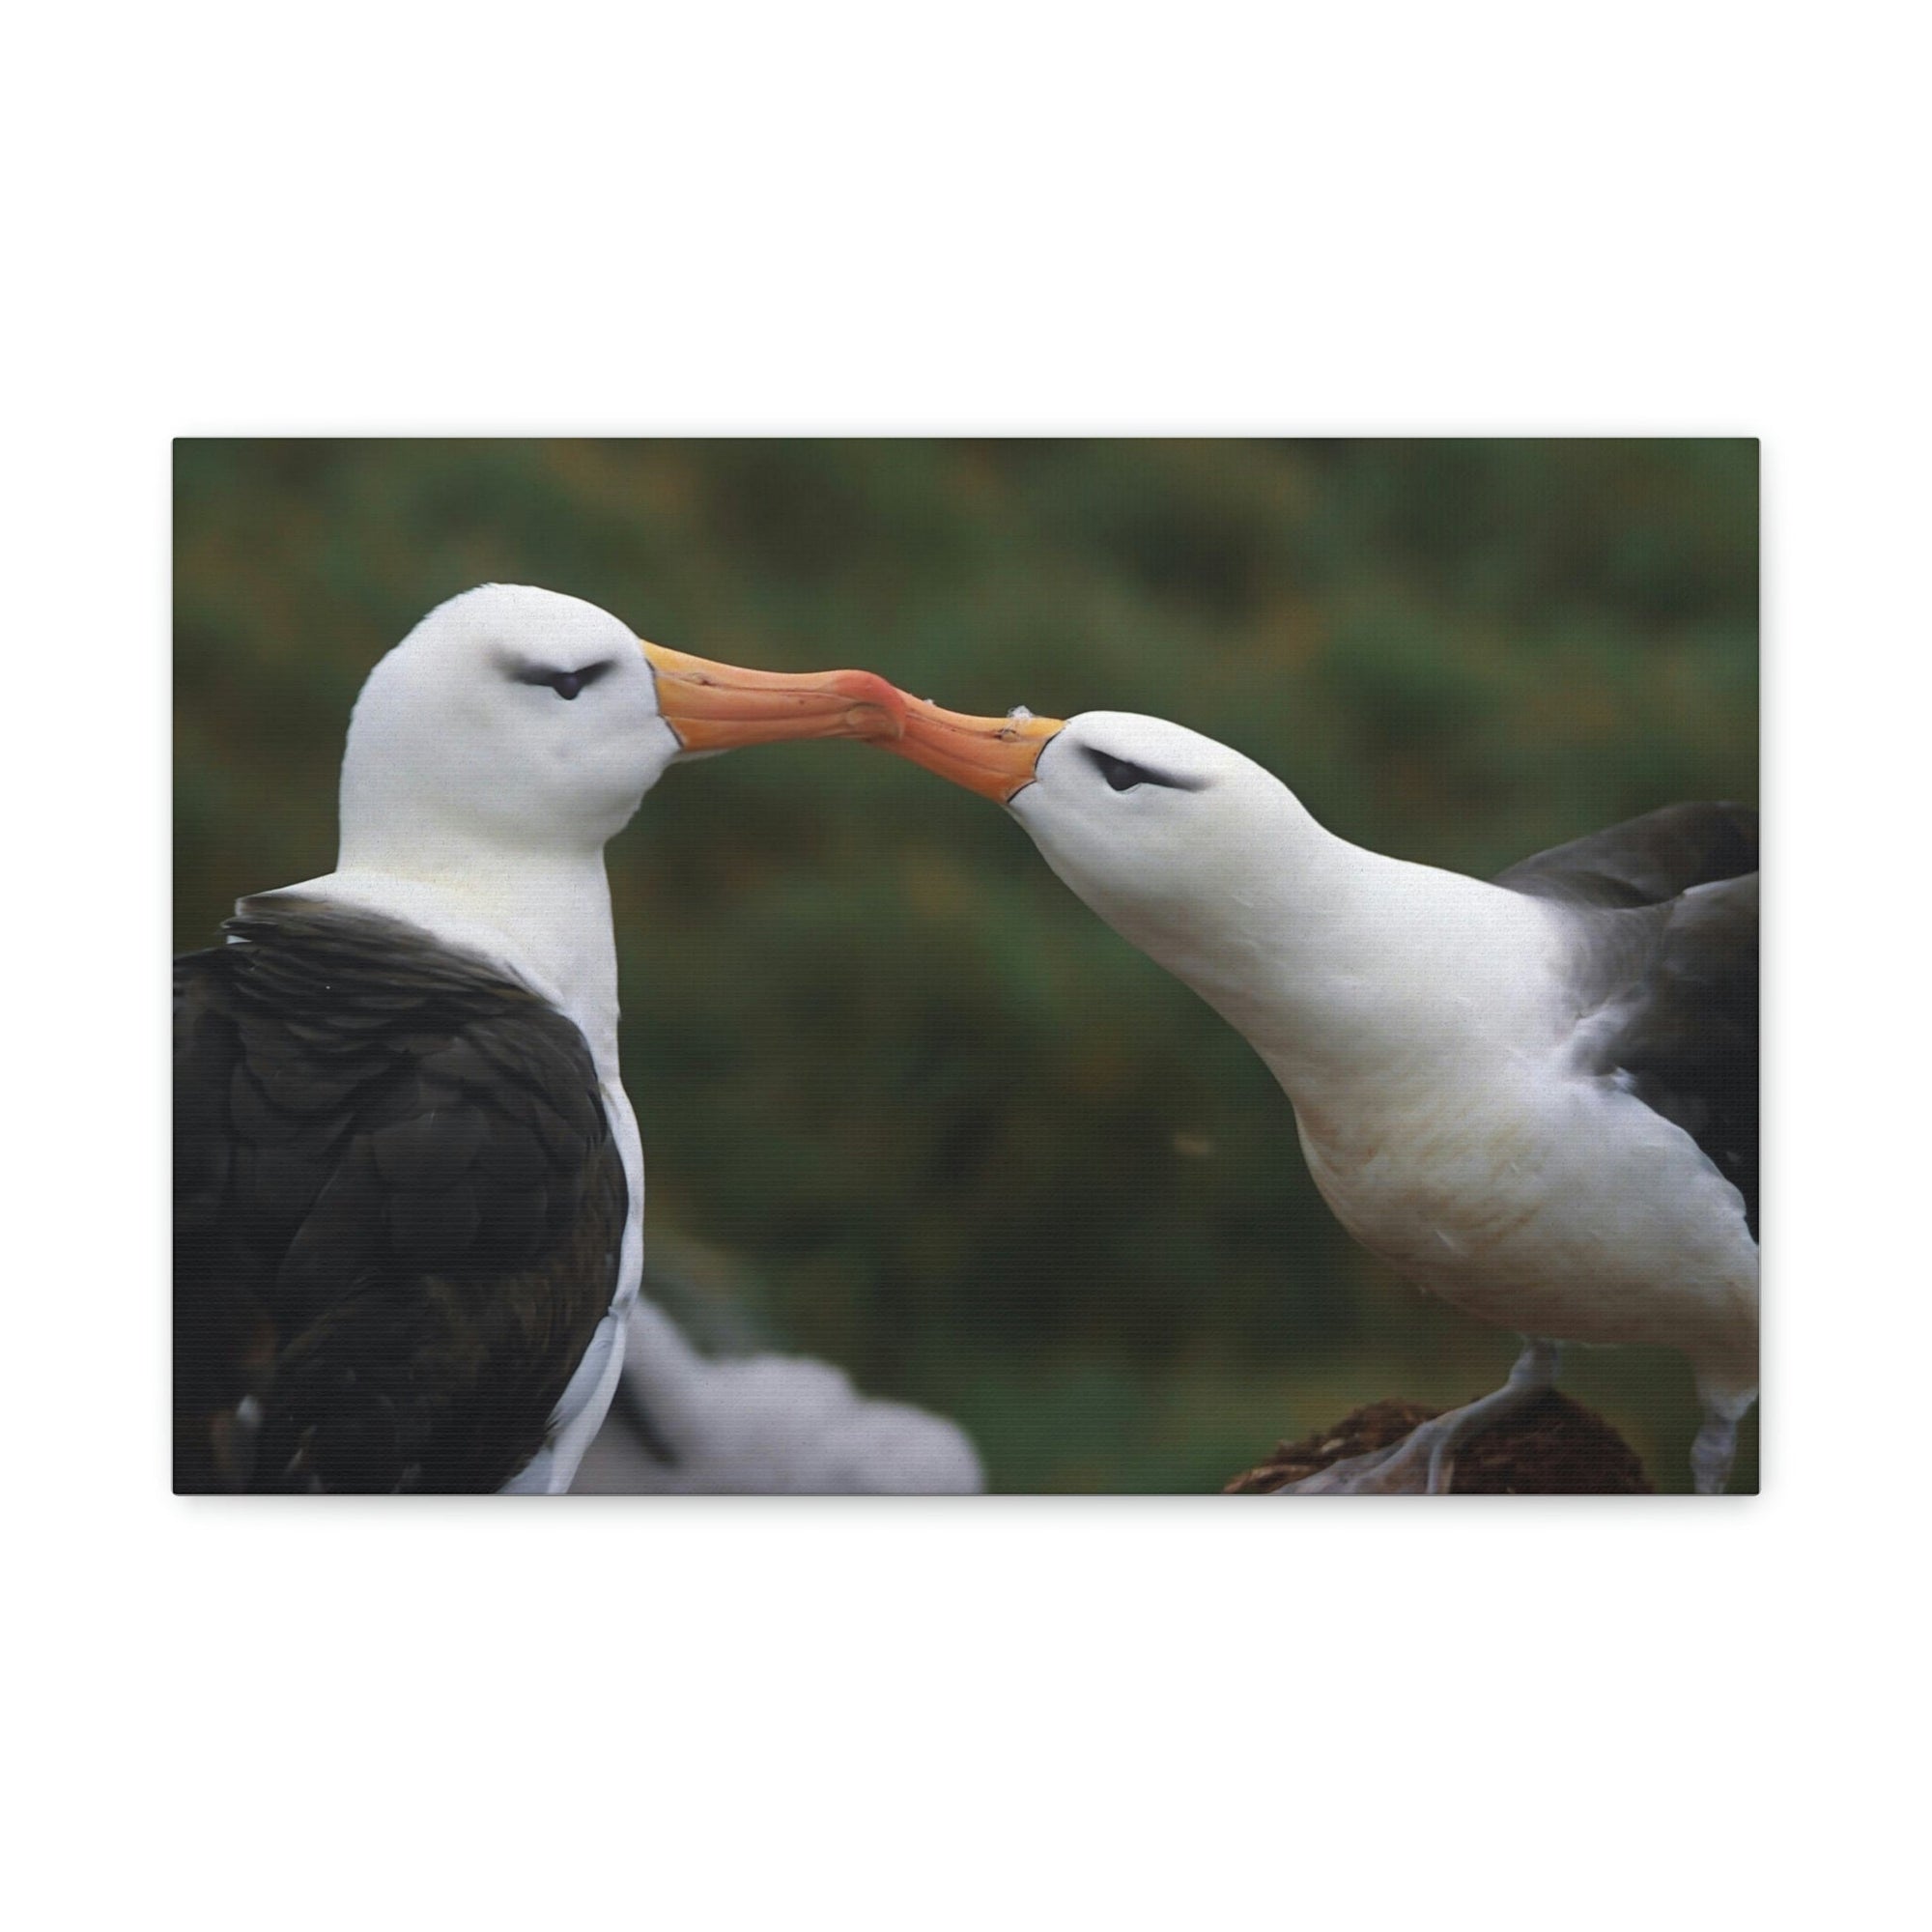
[{"left": 175, "top": 439, "right": 1759, "bottom": 1492}]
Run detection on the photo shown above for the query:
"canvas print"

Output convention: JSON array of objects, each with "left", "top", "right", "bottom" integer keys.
[{"left": 174, "top": 439, "right": 1759, "bottom": 1494}]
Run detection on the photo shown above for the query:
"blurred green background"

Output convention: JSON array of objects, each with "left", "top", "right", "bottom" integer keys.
[{"left": 174, "top": 439, "right": 1759, "bottom": 1492}]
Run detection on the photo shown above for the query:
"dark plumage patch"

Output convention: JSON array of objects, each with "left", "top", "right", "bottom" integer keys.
[
  {"left": 1494, "top": 800, "right": 1757, "bottom": 909},
  {"left": 1082, "top": 747, "right": 1206, "bottom": 794},
  {"left": 1500, "top": 803, "right": 1759, "bottom": 1235},
  {"left": 174, "top": 897, "right": 626, "bottom": 1493},
  {"left": 511, "top": 661, "right": 615, "bottom": 700}
]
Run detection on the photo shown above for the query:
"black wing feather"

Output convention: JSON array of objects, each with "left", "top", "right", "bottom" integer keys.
[
  {"left": 174, "top": 897, "right": 626, "bottom": 1493},
  {"left": 1499, "top": 804, "right": 1759, "bottom": 1236},
  {"left": 1496, "top": 800, "right": 1757, "bottom": 909}
]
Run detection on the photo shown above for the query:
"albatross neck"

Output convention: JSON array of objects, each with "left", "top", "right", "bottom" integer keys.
[{"left": 1066, "top": 819, "right": 1567, "bottom": 1099}]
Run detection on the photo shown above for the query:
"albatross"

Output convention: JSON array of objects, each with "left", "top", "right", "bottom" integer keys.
[
  {"left": 582, "top": 1297, "right": 985, "bottom": 1494},
  {"left": 873, "top": 698, "right": 1758, "bottom": 1494},
  {"left": 174, "top": 583, "right": 904, "bottom": 1493}
]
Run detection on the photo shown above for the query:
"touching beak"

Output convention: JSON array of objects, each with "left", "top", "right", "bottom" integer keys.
[
  {"left": 873, "top": 692, "right": 1067, "bottom": 802},
  {"left": 641, "top": 639, "right": 907, "bottom": 752}
]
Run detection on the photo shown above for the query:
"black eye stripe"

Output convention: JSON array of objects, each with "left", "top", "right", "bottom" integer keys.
[
  {"left": 1083, "top": 747, "right": 1204, "bottom": 793},
  {"left": 512, "top": 660, "right": 616, "bottom": 700}
]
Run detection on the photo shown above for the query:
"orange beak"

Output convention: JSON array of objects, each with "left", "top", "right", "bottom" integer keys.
[
  {"left": 641, "top": 639, "right": 907, "bottom": 752},
  {"left": 873, "top": 692, "right": 1067, "bottom": 803}
]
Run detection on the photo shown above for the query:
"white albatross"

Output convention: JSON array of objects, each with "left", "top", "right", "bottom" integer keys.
[
  {"left": 873, "top": 698, "right": 1758, "bottom": 1494},
  {"left": 577, "top": 1297, "right": 984, "bottom": 1494},
  {"left": 174, "top": 583, "right": 905, "bottom": 1493}
]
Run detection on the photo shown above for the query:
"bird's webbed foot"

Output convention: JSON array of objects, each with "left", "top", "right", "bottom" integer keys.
[
  {"left": 1273, "top": 1339, "right": 1563, "bottom": 1496},
  {"left": 1274, "top": 1417, "right": 1463, "bottom": 1493}
]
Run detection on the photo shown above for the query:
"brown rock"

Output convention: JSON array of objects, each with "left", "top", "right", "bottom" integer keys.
[{"left": 1224, "top": 1390, "right": 1653, "bottom": 1494}]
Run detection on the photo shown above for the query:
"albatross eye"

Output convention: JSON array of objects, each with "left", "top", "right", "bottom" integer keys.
[
  {"left": 512, "top": 661, "right": 615, "bottom": 701},
  {"left": 1084, "top": 747, "right": 1203, "bottom": 794}
]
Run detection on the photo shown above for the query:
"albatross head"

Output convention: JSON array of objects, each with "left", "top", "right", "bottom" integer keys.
[
  {"left": 873, "top": 689, "right": 1548, "bottom": 1069},
  {"left": 338, "top": 583, "right": 904, "bottom": 867},
  {"left": 875, "top": 696, "right": 1305, "bottom": 952}
]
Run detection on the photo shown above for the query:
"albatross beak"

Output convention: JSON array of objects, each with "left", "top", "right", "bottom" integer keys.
[
  {"left": 641, "top": 639, "right": 907, "bottom": 752},
  {"left": 872, "top": 692, "right": 1067, "bottom": 803}
]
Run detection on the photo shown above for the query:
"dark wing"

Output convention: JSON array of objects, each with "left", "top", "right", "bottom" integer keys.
[
  {"left": 174, "top": 900, "right": 626, "bottom": 1493},
  {"left": 1495, "top": 801, "right": 1757, "bottom": 909},
  {"left": 1500, "top": 806, "right": 1759, "bottom": 1236}
]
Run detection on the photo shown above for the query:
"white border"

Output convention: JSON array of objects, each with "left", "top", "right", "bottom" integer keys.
[{"left": 10, "top": 6, "right": 1922, "bottom": 1924}]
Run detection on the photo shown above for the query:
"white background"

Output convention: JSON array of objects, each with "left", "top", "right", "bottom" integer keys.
[{"left": 7, "top": 4, "right": 1922, "bottom": 1927}]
